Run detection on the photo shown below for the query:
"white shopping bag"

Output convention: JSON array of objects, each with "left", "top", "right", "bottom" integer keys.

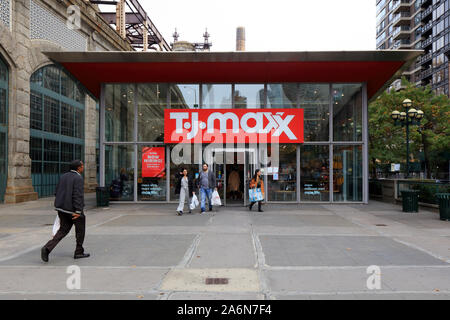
[
  {"left": 190, "top": 194, "right": 199, "bottom": 210},
  {"left": 211, "top": 190, "right": 222, "bottom": 206},
  {"left": 52, "top": 214, "right": 60, "bottom": 236}
]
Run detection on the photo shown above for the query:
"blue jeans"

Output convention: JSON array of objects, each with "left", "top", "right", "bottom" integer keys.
[{"left": 200, "top": 187, "right": 212, "bottom": 212}]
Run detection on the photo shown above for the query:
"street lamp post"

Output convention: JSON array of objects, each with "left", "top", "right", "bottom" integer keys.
[{"left": 391, "top": 99, "right": 424, "bottom": 179}]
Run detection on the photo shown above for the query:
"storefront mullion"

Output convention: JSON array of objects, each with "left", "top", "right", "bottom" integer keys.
[{"left": 134, "top": 83, "right": 138, "bottom": 202}]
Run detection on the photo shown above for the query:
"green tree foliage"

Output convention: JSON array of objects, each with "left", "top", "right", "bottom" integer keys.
[{"left": 369, "top": 78, "right": 450, "bottom": 179}]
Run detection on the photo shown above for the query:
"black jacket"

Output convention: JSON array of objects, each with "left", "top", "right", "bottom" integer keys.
[
  {"left": 54, "top": 171, "right": 85, "bottom": 214},
  {"left": 175, "top": 174, "right": 195, "bottom": 195}
]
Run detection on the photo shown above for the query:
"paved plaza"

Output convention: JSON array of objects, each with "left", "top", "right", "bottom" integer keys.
[{"left": 0, "top": 196, "right": 449, "bottom": 300}]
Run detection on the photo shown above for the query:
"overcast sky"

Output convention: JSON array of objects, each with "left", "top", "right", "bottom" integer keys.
[{"left": 138, "top": 0, "right": 376, "bottom": 51}]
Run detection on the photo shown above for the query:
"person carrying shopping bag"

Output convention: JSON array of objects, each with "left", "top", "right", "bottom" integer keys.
[
  {"left": 197, "top": 163, "right": 216, "bottom": 213},
  {"left": 175, "top": 168, "right": 196, "bottom": 216},
  {"left": 249, "top": 169, "right": 264, "bottom": 212}
]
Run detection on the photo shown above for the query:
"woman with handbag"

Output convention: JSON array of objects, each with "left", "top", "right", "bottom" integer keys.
[
  {"left": 175, "top": 168, "right": 196, "bottom": 215},
  {"left": 249, "top": 169, "right": 264, "bottom": 212}
]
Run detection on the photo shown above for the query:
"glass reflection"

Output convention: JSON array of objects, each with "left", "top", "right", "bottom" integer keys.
[
  {"left": 299, "top": 84, "right": 329, "bottom": 141},
  {"left": 138, "top": 84, "right": 169, "bottom": 142},
  {"left": 201, "top": 84, "right": 232, "bottom": 108},
  {"left": 171, "top": 84, "right": 200, "bottom": 109},
  {"left": 332, "top": 84, "right": 362, "bottom": 141},
  {"left": 267, "top": 84, "right": 297, "bottom": 108},
  {"left": 333, "top": 145, "right": 362, "bottom": 202},
  {"left": 105, "top": 144, "right": 135, "bottom": 201},
  {"left": 234, "top": 84, "right": 265, "bottom": 108},
  {"left": 105, "top": 84, "right": 134, "bottom": 142},
  {"left": 267, "top": 144, "right": 297, "bottom": 201},
  {"left": 300, "top": 145, "right": 329, "bottom": 201}
]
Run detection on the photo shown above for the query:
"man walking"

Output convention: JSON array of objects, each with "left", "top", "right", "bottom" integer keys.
[
  {"left": 41, "top": 160, "right": 90, "bottom": 262},
  {"left": 197, "top": 163, "right": 216, "bottom": 214}
]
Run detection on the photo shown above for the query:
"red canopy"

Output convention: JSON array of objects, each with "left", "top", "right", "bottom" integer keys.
[{"left": 44, "top": 51, "right": 421, "bottom": 100}]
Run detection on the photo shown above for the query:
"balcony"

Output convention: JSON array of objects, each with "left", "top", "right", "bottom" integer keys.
[
  {"left": 393, "top": 25, "right": 412, "bottom": 40},
  {"left": 393, "top": 12, "right": 411, "bottom": 27},
  {"left": 422, "top": 20, "right": 433, "bottom": 34},
  {"left": 421, "top": 5, "right": 432, "bottom": 21},
  {"left": 393, "top": 0, "right": 412, "bottom": 14},
  {"left": 420, "top": 67, "right": 433, "bottom": 79},
  {"left": 393, "top": 39, "right": 412, "bottom": 49},
  {"left": 419, "top": 52, "right": 433, "bottom": 65},
  {"left": 421, "top": 36, "right": 433, "bottom": 49},
  {"left": 421, "top": 0, "right": 432, "bottom": 8}
]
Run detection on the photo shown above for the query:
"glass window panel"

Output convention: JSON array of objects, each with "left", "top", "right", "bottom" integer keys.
[
  {"left": 332, "top": 84, "right": 362, "bottom": 141},
  {"left": 60, "top": 142, "right": 73, "bottom": 163},
  {"left": 30, "top": 90, "right": 43, "bottom": 130},
  {"left": 333, "top": 145, "right": 362, "bottom": 202},
  {"left": 299, "top": 84, "right": 330, "bottom": 141},
  {"left": 267, "top": 84, "right": 297, "bottom": 108},
  {"left": 170, "top": 84, "right": 200, "bottom": 109},
  {"left": 74, "top": 108, "right": 84, "bottom": 139},
  {"left": 300, "top": 145, "right": 330, "bottom": 201},
  {"left": 105, "top": 144, "right": 135, "bottom": 201},
  {"left": 30, "top": 68, "right": 42, "bottom": 87},
  {"left": 0, "top": 88, "right": 6, "bottom": 125},
  {"left": 233, "top": 84, "right": 265, "bottom": 109},
  {"left": 60, "top": 71, "right": 74, "bottom": 100},
  {"left": 43, "top": 95, "right": 60, "bottom": 134},
  {"left": 61, "top": 103, "right": 74, "bottom": 137},
  {"left": 137, "top": 84, "right": 169, "bottom": 142},
  {"left": 105, "top": 84, "right": 135, "bottom": 142},
  {"left": 44, "top": 139, "right": 59, "bottom": 162},
  {"left": 43, "top": 65, "right": 60, "bottom": 94},
  {"left": 267, "top": 144, "right": 297, "bottom": 201},
  {"left": 138, "top": 146, "right": 167, "bottom": 201},
  {"left": 30, "top": 137, "right": 42, "bottom": 161},
  {"left": 201, "top": 84, "right": 232, "bottom": 108},
  {"left": 74, "top": 144, "right": 83, "bottom": 161}
]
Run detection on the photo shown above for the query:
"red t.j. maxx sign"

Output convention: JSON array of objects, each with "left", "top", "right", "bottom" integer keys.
[{"left": 164, "top": 108, "right": 304, "bottom": 144}]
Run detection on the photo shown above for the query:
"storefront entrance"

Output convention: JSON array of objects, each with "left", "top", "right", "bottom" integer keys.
[{"left": 209, "top": 148, "right": 258, "bottom": 206}]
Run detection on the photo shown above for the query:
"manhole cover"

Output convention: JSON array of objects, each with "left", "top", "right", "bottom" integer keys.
[
  {"left": 375, "top": 224, "right": 387, "bottom": 227},
  {"left": 205, "top": 278, "right": 229, "bottom": 285}
]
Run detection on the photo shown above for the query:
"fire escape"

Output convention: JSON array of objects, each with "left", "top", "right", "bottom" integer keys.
[{"left": 90, "top": 0, "right": 171, "bottom": 51}]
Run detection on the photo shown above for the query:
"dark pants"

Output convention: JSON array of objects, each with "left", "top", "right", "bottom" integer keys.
[
  {"left": 249, "top": 201, "right": 262, "bottom": 211},
  {"left": 44, "top": 211, "right": 85, "bottom": 255}
]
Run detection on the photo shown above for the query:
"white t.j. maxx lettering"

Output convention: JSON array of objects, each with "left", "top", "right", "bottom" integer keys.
[{"left": 170, "top": 111, "right": 298, "bottom": 140}]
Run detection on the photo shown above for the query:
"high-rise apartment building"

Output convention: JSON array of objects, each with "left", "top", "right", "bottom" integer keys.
[{"left": 376, "top": 0, "right": 450, "bottom": 96}]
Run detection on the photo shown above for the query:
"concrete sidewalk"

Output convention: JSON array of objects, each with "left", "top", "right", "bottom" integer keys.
[{"left": 0, "top": 198, "right": 449, "bottom": 300}]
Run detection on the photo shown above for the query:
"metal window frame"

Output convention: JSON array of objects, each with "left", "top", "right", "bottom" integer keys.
[{"left": 99, "top": 81, "right": 367, "bottom": 205}]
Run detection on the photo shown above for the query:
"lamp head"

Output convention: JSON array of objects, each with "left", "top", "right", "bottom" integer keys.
[
  {"left": 416, "top": 110, "right": 424, "bottom": 120},
  {"left": 391, "top": 110, "right": 400, "bottom": 120},
  {"left": 408, "top": 108, "right": 417, "bottom": 118},
  {"left": 402, "top": 98, "right": 412, "bottom": 108},
  {"left": 399, "top": 112, "right": 406, "bottom": 120}
]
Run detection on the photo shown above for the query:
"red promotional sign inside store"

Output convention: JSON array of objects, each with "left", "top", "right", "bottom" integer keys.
[
  {"left": 164, "top": 108, "right": 304, "bottom": 144},
  {"left": 142, "top": 147, "right": 165, "bottom": 178}
]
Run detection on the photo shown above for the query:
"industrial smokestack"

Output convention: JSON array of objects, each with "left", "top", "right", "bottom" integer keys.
[{"left": 236, "top": 27, "right": 245, "bottom": 51}]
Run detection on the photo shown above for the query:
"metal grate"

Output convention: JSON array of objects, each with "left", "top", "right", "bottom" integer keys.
[
  {"left": 205, "top": 278, "right": 229, "bottom": 285},
  {"left": 30, "top": 0, "right": 87, "bottom": 51},
  {"left": 0, "top": 0, "right": 10, "bottom": 29}
]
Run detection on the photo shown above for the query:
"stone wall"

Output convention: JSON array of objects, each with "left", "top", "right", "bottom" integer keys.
[{"left": 0, "top": 0, "right": 133, "bottom": 203}]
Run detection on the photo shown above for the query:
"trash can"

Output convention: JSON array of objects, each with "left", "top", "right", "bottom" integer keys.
[
  {"left": 401, "top": 190, "right": 419, "bottom": 213},
  {"left": 436, "top": 193, "right": 450, "bottom": 221},
  {"left": 96, "top": 187, "right": 109, "bottom": 207}
]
